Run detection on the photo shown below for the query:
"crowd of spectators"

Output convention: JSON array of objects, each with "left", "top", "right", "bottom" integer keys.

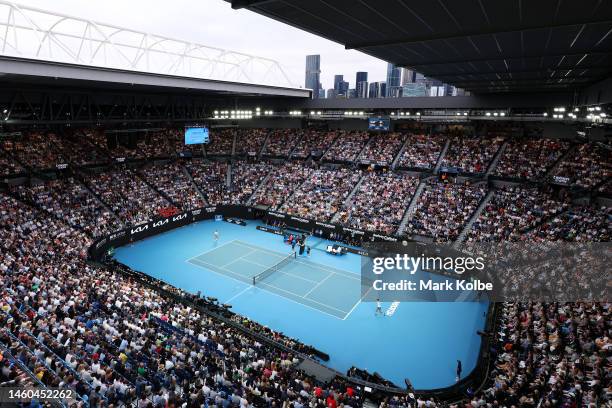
[
  {"left": 262, "top": 129, "right": 301, "bottom": 158},
  {"left": 552, "top": 143, "right": 611, "bottom": 188},
  {"left": 1, "top": 131, "right": 67, "bottom": 169},
  {"left": 0, "top": 149, "right": 24, "bottom": 175},
  {"left": 280, "top": 168, "right": 361, "bottom": 221},
  {"left": 323, "top": 131, "right": 370, "bottom": 163},
  {"left": 0, "top": 127, "right": 610, "bottom": 408},
  {"left": 462, "top": 301, "right": 610, "bottom": 408},
  {"left": 139, "top": 130, "right": 175, "bottom": 158},
  {"left": 0, "top": 193, "right": 364, "bottom": 407},
  {"left": 140, "top": 162, "right": 206, "bottom": 211},
  {"left": 251, "top": 163, "right": 312, "bottom": 208},
  {"left": 12, "top": 177, "right": 123, "bottom": 238},
  {"left": 228, "top": 162, "right": 273, "bottom": 204},
  {"left": 408, "top": 181, "right": 487, "bottom": 241},
  {"left": 184, "top": 160, "right": 229, "bottom": 206},
  {"left": 466, "top": 186, "right": 569, "bottom": 242},
  {"left": 397, "top": 134, "right": 445, "bottom": 170},
  {"left": 85, "top": 130, "right": 148, "bottom": 160},
  {"left": 236, "top": 128, "right": 268, "bottom": 156},
  {"left": 358, "top": 132, "right": 405, "bottom": 166},
  {"left": 206, "top": 129, "right": 234, "bottom": 156},
  {"left": 336, "top": 172, "right": 419, "bottom": 235},
  {"left": 525, "top": 205, "right": 610, "bottom": 242},
  {"left": 291, "top": 130, "right": 338, "bottom": 159},
  {"left": 85, "top": 167, "right": 171, "bottom": 226},
  {"left": 495, "top": 138, "right": 570, "bottom": 180},
  {"left": 441, "top": 136, "right": 504, "bottom": 174}
]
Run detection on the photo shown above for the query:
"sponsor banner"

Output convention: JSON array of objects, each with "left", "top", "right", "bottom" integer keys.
[
  {"left": 225, "top": 217, "right": 246, "bottom": 226},
  {"left": 314, "top": 221, "right": 335, "bottom": 229},
  {"left": 95, "top": 238, "right": 107, "bottom": 249},
  {"left": 109, "top": 230, "right": 126, "bottom": 241},
  {"left": 552, "top": 175, "right": 571, "bottom": 185},
  {"left": 115, "top": 157, "right": 126, "bottom": 163},
  {"left": 290, "top": 216, "right": 310, "bottom": 224},
  {"left": 342, "top": 227, "right": 365, "bottom": 236},
  {"left": 256, "top": 225, "right": 284, "bottom": 236},
  {"left": 372, "top": 233, "right": 398, "bottom": 242},
  {"left": 340, "top": 246, "right": 369, "bottom": 257},
  {"left": 56, "top": 163, "right": 68, "bottom": 170},
  {"left": 89, "top": 205, "right": 403, "bottom": 261}
]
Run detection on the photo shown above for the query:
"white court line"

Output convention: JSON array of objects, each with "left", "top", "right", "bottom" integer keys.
[
  {"left": 234, "top": 239, "right": 361, "bottom": 281},
  {"left": 293, "top": 259, "right": 361, "bottom": 282},
  {"left": 342, "top": 285, "right": 373, "bottom": 321},
  {"left": 257, "top": 280, "right": 349, "bottom": 315},
  {"left": 188, "top": 257, "right": 252, "bottom": 282},
  {"left": 186, "top": 240, "right": 356, "bottom": 319},
  {"left": 224, "top": 285, "right": 252, "bottom": 304},
  {"left": 186, "top": 239, "right": 241, "bottom": 263},
  {"left": 188, "top": 257, "right": 346, "bottom": 319},
  {"left": 221, "top": 248, "right": 257, "bottom": 268},
  {"left": 302, "top": 271, "right": 335, "bottom": 298},
  {"left": 231, "top": 257, "right": 320, "bottom": 285},
  {"left": 234, "top": 240, "right": 362, "bottom": 314}
]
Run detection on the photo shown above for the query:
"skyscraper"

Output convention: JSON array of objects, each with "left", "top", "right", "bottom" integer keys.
[
  {"left": 305, "top": 55, "right": 321, "bottom": 99},
  {"left": 386, "top": 63, "right": 416, "bottom": 97},
  {"left": 369, "top": 82, "right": 386, "bottom": 98},
  {"left": 333, "top": 74, "right": 349, "bottom": 97},
  {"left": 355, "top": 71, "right": 368, "bottom": 98}
]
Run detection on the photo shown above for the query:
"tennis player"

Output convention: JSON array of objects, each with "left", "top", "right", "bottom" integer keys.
[
  {"left": 213, "top": 230, "right": 219, "bottom": 243},
  {"left": 375, "top": 298, "right": 383, "bottom": 316}
]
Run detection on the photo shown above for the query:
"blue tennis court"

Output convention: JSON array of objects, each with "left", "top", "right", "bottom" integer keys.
[
  {"left": 113, "top": 219, "right": 488, "bottom": 389},
  {"left": 187, "top": 240, "right": 362, "bottom": 319}
]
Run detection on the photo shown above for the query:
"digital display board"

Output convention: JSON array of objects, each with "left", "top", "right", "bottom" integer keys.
[
  {"left": 184, "top": 127, "right": 210, "bottom": 145},
  {"left": 368, "top": 117, "right": 390, "bottom": 131}
]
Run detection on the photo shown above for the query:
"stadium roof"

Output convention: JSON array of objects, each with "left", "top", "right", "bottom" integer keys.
[
  {"left": 229, "top": 0, "right": 612, "bottom": 94},
  {"left": 0, "top": 56, "right": 311, "bottom": 98}
]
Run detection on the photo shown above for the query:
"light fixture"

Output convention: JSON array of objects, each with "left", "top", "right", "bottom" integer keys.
[
  {"left": 486, "top": 112, "right": 491, "bottom": 116},
  {"left": 543, "top": 112, "right": 548, "bottom": 117},
  {"left": 500, "top": 112, "right": 506, "bottom": 117}
]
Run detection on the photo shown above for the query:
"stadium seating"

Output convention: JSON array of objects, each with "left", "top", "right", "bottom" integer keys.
[{"left": 0, "top": 126, "right": 609, "bottom": 407}]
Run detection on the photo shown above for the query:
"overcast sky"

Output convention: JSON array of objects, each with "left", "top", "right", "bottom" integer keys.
[{"left": 13, "top": 0, "right": 388, "bottom": 90}]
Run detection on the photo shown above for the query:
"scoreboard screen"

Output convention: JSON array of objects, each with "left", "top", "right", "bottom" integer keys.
[
  {"left": 184, "top": 127, "right": 210, "bottom": 145},
  {"left": 368, "top": 117, "right": 390, "bottom": 131}
]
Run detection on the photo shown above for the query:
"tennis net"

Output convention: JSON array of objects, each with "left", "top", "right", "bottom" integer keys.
[{"left": 252, "top": 252, "right": 296, "bottom": 285}]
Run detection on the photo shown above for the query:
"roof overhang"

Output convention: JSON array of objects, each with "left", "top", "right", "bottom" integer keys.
[
  {"left": 228, "top": 0, "right": 612, "bottom": 94},
  {"left": 0, "top": 56, "right": 311, "bottom": 98}
]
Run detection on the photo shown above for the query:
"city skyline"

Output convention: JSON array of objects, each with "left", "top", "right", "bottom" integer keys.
[{"left": 305, "top": 57, "right": 461, "bottom": 98}]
